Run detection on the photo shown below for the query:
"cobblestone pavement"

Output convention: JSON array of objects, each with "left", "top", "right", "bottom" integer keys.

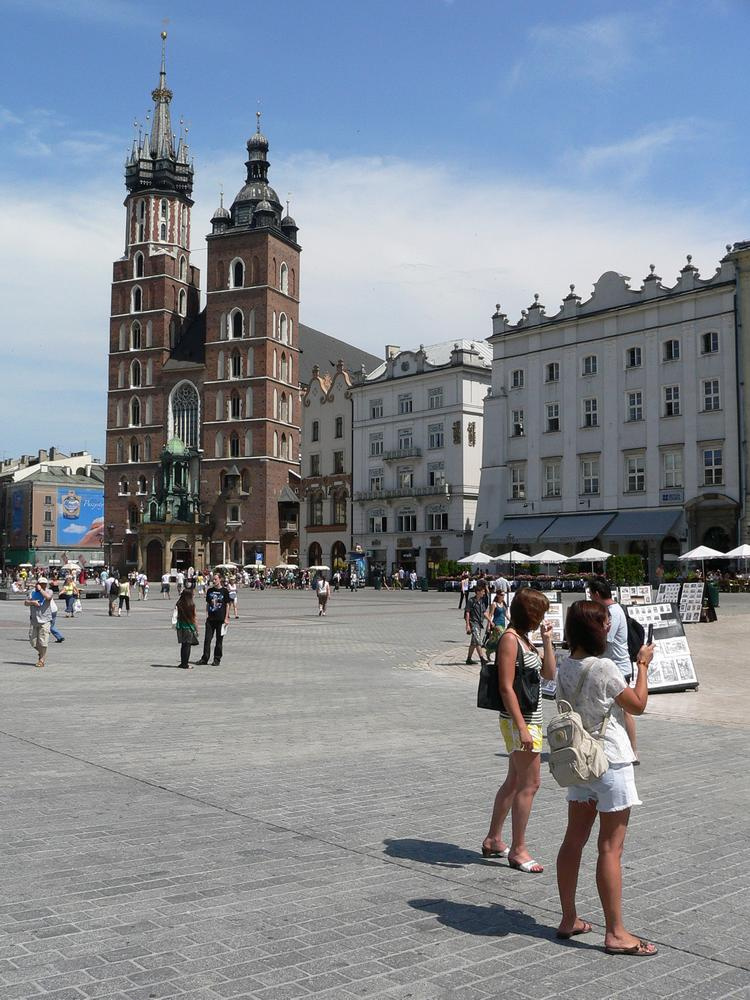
[{"left": 0, "top": 589, "right": 748, "bottom": 1000}]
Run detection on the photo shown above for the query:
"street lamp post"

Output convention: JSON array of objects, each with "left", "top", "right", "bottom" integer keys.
[{"left": 105, "top": 523, "right": 115, "bottom": 571}]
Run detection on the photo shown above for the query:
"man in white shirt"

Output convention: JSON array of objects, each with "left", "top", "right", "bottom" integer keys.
[
  {"left": 589, "top": 577, "right": 639, "bottom": 762},
  {"left": 493, "top": 574, "right": 511, "bottom": 596},
  {"left": 161, "top": 572, "right": 171, "bottom": 598}
]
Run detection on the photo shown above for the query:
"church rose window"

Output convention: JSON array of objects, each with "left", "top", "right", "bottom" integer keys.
[{"left": 171, "top": 381, "right": 199, "bottom": 449}]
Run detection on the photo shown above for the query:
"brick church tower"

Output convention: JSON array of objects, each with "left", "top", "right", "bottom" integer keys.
[{"left": 104, "top": 35, "right": 301, "bottom": 577}]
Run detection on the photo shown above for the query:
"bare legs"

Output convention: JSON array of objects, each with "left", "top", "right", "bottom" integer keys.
[
  {"left": 483, "top": 750, "right": 541, "bottom": 866},
  {"left": 557, "top": 803, "right": 649, "bottom": 949}
]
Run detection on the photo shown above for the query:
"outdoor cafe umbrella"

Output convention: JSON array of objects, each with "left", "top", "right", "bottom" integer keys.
[
  {"left": 724, "top": 544, "right": 750, "bottom": 574},
  {"left": 457, "top": 551, "right": 493, "bottom": 565},
  {"left": 528, "top": 549, "right": 568, "bottom": 575},
  {"left": 309, "top": 565, "right": 330, "bottom": 572},
  {"left": 678, "top": 545, "right": 725, "bottom": 579},
  {"left": 495, "top": 550, "right": 531, "bottom": 576},
  {"left": 568, "top": 547, "right": 612, "bottom": 573}
]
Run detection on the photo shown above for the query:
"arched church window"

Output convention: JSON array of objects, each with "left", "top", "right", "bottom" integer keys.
[
  {"left": 178, "top": 288, "right": 186, "bottom": 317},
  {"left": 281, "top": 433, "right": 287, "bottom": 459},
  {"left": 130, "top": 359, "right": 141, "bottom": 387},
  {"left": 273, "top": 431, "right": 278, "bottom": 457},
  {"left": 231, "top": 259, "right": 245, "bottom": 288},
  {"left": 130, "top": 321, "right": 141, "bottom": 350},
  {"left": 230, "top": 432, "right": 240, "bottom": 458},
  {"left": 160, "top": 223, "right": 167, "bottom": 241},
  {"left": 132, "top": 286, "right": 142, "bottom": 313},
  {"left": 231, "top": 351, "right": 241, "bottom": 379},
  {"left": 230, "top": 391, "right": 241, "bottom": 419},
  {"left": 281, "top": 352, "right": 288, "bottom": 382},
  {"left": 138, "top": 476, "right": 147, "bottom": 495},
  {"left": 119, "top": 477, "right": 128, "bottom": 495},
  {"left": 134, "top": 252, "right": 144, "bottom": 278},
  {"left": 128, "top": 504, "right": 140, "bottom": 529},
  {"left": 232, "top": 310, "right": 243, "bottom": 338},
  {"left": 130, "top": 397, "right": 141, "bottom": 426},
  {"left": 144, "top": 436, "right": 152, "bottom": 461},
  {"left": 129, "top": 437, "right": 140, "bottom": 463},
  {"left": 279, "top": 313, "right": 288, "bottom": 344},
  {"left": 169, "top": 381, "right": 200, "bottom": 449},
  {"left": 179, "top": 255, "right": 186, "bottom": 281},
  {"left": 280, "top": 262, "right": 288, "bottom": 294},
  {"left": 280, "top": 392, "right": 288, "bottom": 422},
  {"left": 136, "top": 199, "right": 146, "bottom": 242}
]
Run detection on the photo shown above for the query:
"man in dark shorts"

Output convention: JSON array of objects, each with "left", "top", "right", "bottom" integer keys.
[
  {"left": 464, "top": 578, "right": 490, "bottom": 666},
  {"left": 198, "top": 572, "right": 230, "bottom": 665}
]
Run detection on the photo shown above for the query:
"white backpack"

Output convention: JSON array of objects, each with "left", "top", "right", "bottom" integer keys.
[{"left": 547, "top": 661, "right": 611, "bottom": 788}]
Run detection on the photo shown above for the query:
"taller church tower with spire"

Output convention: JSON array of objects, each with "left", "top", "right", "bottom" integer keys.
[{"left": 104, "top": 35, "right": 301, "bottom": 577}]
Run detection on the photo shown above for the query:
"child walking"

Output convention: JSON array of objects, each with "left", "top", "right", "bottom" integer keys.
[{"left": 175, "top": 589, "right": 199, "bottom": 669}]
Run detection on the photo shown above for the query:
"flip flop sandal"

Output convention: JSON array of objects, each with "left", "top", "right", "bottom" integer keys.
[
  {"left": 481, "top": 845, "right": 510, "bottom": 859},
  {"left": 604, "top": 939, "right": 658, "bottom": 956},
  {"left": 556, "top": 920, "right": 593, "bottom": 940},
  {"left": 508, "top": 858, "right": 544, "bottom": 873}
]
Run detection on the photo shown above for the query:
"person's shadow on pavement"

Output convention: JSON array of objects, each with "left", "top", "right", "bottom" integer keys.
[{"left": 384, "top": 837, "right": 503, "bottom": 870}]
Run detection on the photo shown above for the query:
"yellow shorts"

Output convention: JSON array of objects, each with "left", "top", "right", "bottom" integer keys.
[{"left": 499, "top": 718, "right": 544, "bottom": 754}]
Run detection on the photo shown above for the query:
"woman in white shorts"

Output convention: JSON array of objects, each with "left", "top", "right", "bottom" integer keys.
[{"left": 555, "top": 599, "right": 656, "bottom": 956}]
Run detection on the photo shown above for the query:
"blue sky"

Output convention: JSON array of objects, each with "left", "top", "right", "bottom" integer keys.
[{"left": 2, "top": 0, "right": 750, "bottom": 458}]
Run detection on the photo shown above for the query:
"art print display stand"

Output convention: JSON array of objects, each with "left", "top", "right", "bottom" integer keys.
[
  {"left": 625, "top": 603, "right": 699, "bottom": 692},
  {"left": 618, "top": 586, "right": 653, "bottom": 605},
  {"left": 679, "top": 582, "right": 705, "bottom": 623},
  {"left": 656, "top": 583, "right": 682, "bottom": 604}
]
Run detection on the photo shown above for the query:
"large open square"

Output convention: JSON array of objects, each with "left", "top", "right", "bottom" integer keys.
[{"left": 0, "top": 588, "right": 749, "bottom": 1000}]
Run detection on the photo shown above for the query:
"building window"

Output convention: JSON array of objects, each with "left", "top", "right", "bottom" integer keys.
[
  {"left": 129, "top": 438, "right": 140, "bottom": 463},
  {"left": 702, "top": 378, "right": 721, "bottom": 411},
  {"left": 130, "top": 359, "right": 141, "bottom": 387},
  {"left": 544, "top": 461, "right": 561, "bottom": 498},
  {"left": 309, "top": 496, "right": 323, "bottom": 526},
  {"left": 44, "top": 529, "right": 52, "bottom": 543},
  {"left": 545, "top": 402, "right": 560, "bottom": 433},
  {"left": 334, "top": 415, "right": 343, "bottom": 438},
  {"left": 397, "top": 510, "right": 417, "bottom": 532},
  {"left": 370, "top": 399, "right": 383, "bottom": 419},
  {"left": 131, "top": 321, "right": 141, "bottom": 350},
  {"left": 398, "top": 428, "right": 413, "bottom": 450},
  {"left": 170, "top": 381, "right": 199, "bottom": 449},
  {"left": 44, "top": 510, "right": 52, "bottom": 523},
  {"left": 663, "top": 384, "right": 681, "bottom": 417},
  {"left": 581, "top": 457, "right": 600, "bottom": 495},
  {"left": 280, "top": 262, "right": 289, "bottom": 294},
  {"left": 625, "top": 454, "right": 646, "bottom": 493},
  {"left": 231, "top": 352, "right": 241, "bottom": 379},
  {"left": 582, "top": 354, "right": 598, "bottom": 376},
  {"left": 368, "top": 511, "right": 387, "bottom": 533},
  {"left": 131, "top": 286, "right": 142, "bottom": 312},
  {"left": 369, "top": 469, "right": 383, "bottom": 492},
  {"left": 137, "top": 476, "right": 147, "bottom": 494},
  {"left": 279, "top": 313, "right": 288, "bottom": 344},
  {"left": 333, "top": 494, "right": 346, "bottom": 524},
  {"left": 545, "top": 361, "right": 560, "bottom": 383},
  {"left": 428, "top": 461, "right": 445, "bottom": 486},
  {"left": 703, "top": 448, "right": 723, "bottom": 485},
  {"left": 232, "top": 259, "right": 244, "bottom": 288},
  {"left": 311, "top": 420, "right": 319, "bottom": 442},
  {"left": 228, "top": 505, "right": 240, "bottom": 524},
  {"left": 178, "top": 288, "right": 186, "bottom": 317},
  {"left": 701, "top": 331, "right": 719, "bottom": 354},
  {"left": 426, "top": 509, "right": 448, "bottom": 531},
  {"left": 398, "top": 394, "right": 413, "bottom": 414},
  {"left": 370, "top": 432, "right": 383, "bottom": 456},
  {"left": 663, "top": 450, "right": 683, "bottom": 488},
  {"left": 119, "top": 477, "right": 129, "bottom": 495},
  {"left": 179, "top": 255, "right": 186, "bottom": 281},
  {"left": 510, "top": 368, "right": 524, "bottom": 389},
  {"left": 582, "top": 397, "right": 598, "bottom": 427},
  {"left": 428, "top": 423, "right": 444, "bottom": 449},
  {"left": 510, "top": 465, "right": 526, "bottom": 500},
  {"left": 626, "top": 346, "right": 642, "bottom": 369},
  {"left": 663, "top": 339, "right": 680, "bottom": 362},
  {"left": 511, "top": 409, "right": 525, "bottom": 436},
  {"left": 398, "top": 467, "right": 414, "bottom": 489},
  {"left": 310, "top": 454, "right": 320, "bottom": 476},
  {"left": 428, "top": 387, "right": 443, "bottom": 410},
  {"left": 627, "top": 391, "right": 643, "bottom": 422},
  {"left": 130, "top": 397, "right": 141, "bottom": 426},
  {"left": 333, "top": 450, "right": 344, "bottom": 474},
  {"left": 232, "top": 311, "right": 243, "bottom": 338},
  {"left": 230, "top": 393, "right": 241, "bottom": 419},
  {"left": 134, "top": 251, "right": 144, "bottom": 278}
]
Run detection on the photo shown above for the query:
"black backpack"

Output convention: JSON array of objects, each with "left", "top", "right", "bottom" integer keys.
[
  {"left": 623, "top": 607, "right": 644, "bottom": 662},
  {"left": 109, "top": 578, "right": 120, "bottom": 598}
]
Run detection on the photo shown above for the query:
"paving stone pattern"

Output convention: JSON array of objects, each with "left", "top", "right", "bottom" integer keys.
[{"left": 0, "top": 589, "right": 748, "bottom": 999}]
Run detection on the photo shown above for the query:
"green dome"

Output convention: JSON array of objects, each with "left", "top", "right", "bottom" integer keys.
[{"left": 163, "top": 436, "right": 188, "bottom": 456}]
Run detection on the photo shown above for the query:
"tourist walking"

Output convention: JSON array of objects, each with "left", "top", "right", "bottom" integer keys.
[
  {"left": 554, "top": 600, "right": 656, "bottom": 954},
  {"left": 60, "top": 575, "right": 79, "bottom": 617},
  {"left": 198, "top": 572, "right": 230, "bottom": 665},
  {"left": 315, "top": 573, "right": 330, "bottom": 616},
  {"left": 349, "top": 569, "right": 358, "bottom": 592},
  {"left": 25, "top": 576, "right": 54, "bottom": 668},
  {"left": 482, "top": 588, "right": 555, "bottom": 873},
  {"left": 588, "top": 578, "right": 640, "bottom": 762},
  {"left": 117, "top": 577, "right": 131, "bottom": 616},
  {"left": 161, "top": 572, "right": 171, "bottom": 598},
  {"left": 228, "top": 575, "right": 239, "bottom": 618},
  {"left": 458, "top": 571, "right": 470, "bottom": 609},
  {"left": 49, "top": 595, "right": 65, "bottom": 643},
  {"left": 174, "top": 589, "right": 199, "bottom": 668},
  {"left": 107, "top": 574, "right": 120, "bottom": 617},
  {"left": 464, "top": 579, "right": 490, "bottom": 665}
]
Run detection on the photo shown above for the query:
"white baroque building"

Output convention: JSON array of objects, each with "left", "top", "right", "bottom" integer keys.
[
  {"left": 473, "top": 247, "right": 750, "bottom": 579},
  {"left": 351, "top": 341, "right": 491, "bottom": 579}
]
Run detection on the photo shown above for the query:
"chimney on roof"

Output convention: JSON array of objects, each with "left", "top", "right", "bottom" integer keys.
[
  {"left": 386, "top": 345, "right": 400, "bottom": 360},
  {"left": 49, "top": 447, "right": 57, "bottom": 460},
  {"left": 38, "top": 449, "right": 48, "bottom": 462}
]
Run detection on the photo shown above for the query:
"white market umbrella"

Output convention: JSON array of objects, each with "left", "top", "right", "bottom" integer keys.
[
  {"left": 458, "top": 551, "right": 493, "bottom": 565},
  {"left": 495, "top": 550, "right": 531, "bottom": 577},
  {"left": 725, "top": 544, "right": 750, "bottom": 559},
  {"left": 568, "top": 547, "right": 612, "bottom": 573},
  {"left": 528, "top": 549, "right": 568, "bottom": 564},
  {"left": 679, "top": 545, "right": 725, "bottom": 579},
  {"left": 309, "top": 565, "right": 330, "bottom": 572},
  {"left": 273, "top": 563, "right": 297, "bottom": 571}
]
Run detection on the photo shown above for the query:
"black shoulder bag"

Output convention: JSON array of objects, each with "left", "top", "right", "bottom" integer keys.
[{"left": 477, "top": 636, "right": 540, "bottom": 715}]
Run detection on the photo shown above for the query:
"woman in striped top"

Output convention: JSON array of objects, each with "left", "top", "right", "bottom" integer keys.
[{"left": 482, "top": 588, "right": 556, "bottom": 873}]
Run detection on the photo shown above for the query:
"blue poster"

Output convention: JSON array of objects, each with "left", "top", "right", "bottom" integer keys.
[
  {"left": 10, "top": 488, "right": 24, "bottom": 544},
  {"left": 56, "top": 487, "right": 104, "bottom": 548}
]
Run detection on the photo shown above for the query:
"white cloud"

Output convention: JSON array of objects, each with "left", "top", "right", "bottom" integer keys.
[
  {"left": 529, "top": 13, "right": 637, "bottom": 81},
  {"left": 569, "top": 120, "right": 706, "bottom": 179},
  {"left": 0, "top": 150, "right": 741, "bottom": 458}
]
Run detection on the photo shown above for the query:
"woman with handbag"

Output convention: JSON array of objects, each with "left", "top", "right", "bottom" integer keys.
[
  {"left": 174, "top": 589, "right": 199, "bottom": 669},
  {"left": 482, "top": 588, "right": 556, "bottom": 872},
  {"left": 554, "top": 600, "right": 655, "bottom": 954}
]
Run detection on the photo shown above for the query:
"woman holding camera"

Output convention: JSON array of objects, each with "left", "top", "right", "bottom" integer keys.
[
  {"left": 554, "top": 600, "right": 656, "bottom": 954},
  {"left": 482, "top": 588, "right": 556, "bottom": 873}
]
